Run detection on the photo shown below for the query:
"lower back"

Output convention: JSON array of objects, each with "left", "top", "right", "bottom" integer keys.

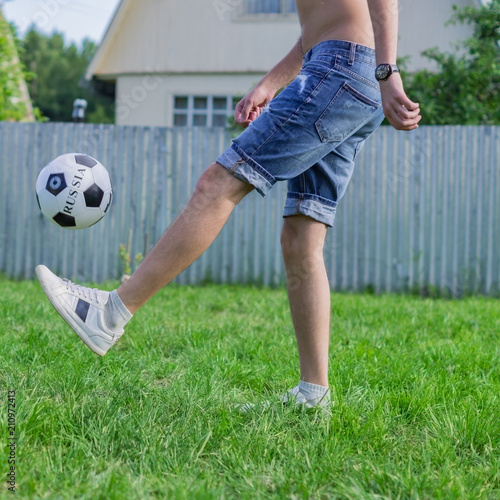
[{"left": 296, "top": 0, "right": 375, "bottom": 52}]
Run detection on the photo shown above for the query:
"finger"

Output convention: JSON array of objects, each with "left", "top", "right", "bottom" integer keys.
[
  {"left": 236, "top": 99, "right": 254, "bottom": 124},
  {"left": 413, "top": 114, "right": 423, "bottom": 125},
  {"left": 384, "top": 109, "right": 402, "bottom": 127},
  {"left": 399, "top": 95, "right": 419, "bottom": 111},
  {"left": 396, "top": 115, "right": 422, "bottom": 131},
  {"left": 248, "top": 110, "right": 259, "bottom": 122},
  {"left": 235, "top": 98, "right": 244, "bottom": 114},
  {"left": 240, "top": 111, "right": 260, "bottom": 128},
  {"left": 399, "top": 113, "right": 422, "bottom": 127},
  {"left": 386, "top": 110, "right": 419, "bottom": 131},
  {"left": 234, "top": 100, "right": 245, "bottom": 124},
  {"left": 397, "top": 106, "right": 421, "bottom": 120},
  {"left": 388, "top": 103, "right": 421, "bottom": 126},
  {"left": 398, "top": 124, "right": 419, "bottom": 132},
  {"left": 395, "top": 121, "right": 420, "bottom": 131}
]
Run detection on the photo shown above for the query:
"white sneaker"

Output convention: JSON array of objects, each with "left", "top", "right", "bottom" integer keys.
[
  {"left": 36, "top": 265, "right": 122, "bottom": 356},
  {"left": 239, "top": 386, "right": 331, "bottom": 413}
]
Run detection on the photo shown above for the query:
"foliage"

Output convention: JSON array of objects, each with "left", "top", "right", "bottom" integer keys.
[
  {"left": 119, "top": 243, "right": 132, "bottom": 276},
  {"left": 403, "top": 0, "right": 500, "bottom": 125},
  {"left": 0, "top": 14, "right": 33, "bottom": 121},
  {"left": 2, "top": 280, "right": 500, "bottom": 497},
  {"left": 20, "top": 28, "right": 114, "bottom": 123},
  {"left": 119, "top": 243, "right": 143, "bottom": 279},
  {"left": 227, "top": 112, "right": 245, "bottom": 138}
]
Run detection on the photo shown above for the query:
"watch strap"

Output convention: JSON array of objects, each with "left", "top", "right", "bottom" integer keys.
[{"left": 375, "top": 63, "right": 400, "bottom": 81}]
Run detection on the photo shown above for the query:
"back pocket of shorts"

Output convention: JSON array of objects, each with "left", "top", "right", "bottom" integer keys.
[{"left": 315, "top": 82, "right": 381, "bottom": 143}]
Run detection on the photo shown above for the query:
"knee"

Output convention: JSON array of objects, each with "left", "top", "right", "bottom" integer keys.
[
  {"left": 194, "top": 163, "right": 224, "bottom": 200},
  {"left": 194, "top": 163, "right": 253, "bottom": 203},
  {"left": 281, "top": 217, "right": 326, "bottom": 266},
  {"left": 280, "top": 225, "right": 310, "bottom": 264}
]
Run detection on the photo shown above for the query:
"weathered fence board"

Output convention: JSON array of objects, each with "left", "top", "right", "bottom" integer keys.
[{"left": 0, "top": 122, "right": 498, "bottom": 295}]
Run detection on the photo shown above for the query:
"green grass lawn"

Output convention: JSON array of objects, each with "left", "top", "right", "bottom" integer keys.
[{"left": 1, "top": 276, "right": 499, "bottom": 499}]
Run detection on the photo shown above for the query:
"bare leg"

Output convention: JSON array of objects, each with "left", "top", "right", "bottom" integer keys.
[
  {"left": 118, "top": 163, "right": 254, "bottom": 313},
  {"left": 281, "top": 215, "right": 330, "bottom": 387}
]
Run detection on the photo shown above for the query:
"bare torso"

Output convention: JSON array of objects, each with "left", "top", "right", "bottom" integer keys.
[{"left": 296, "top": 0, "right": 375, "bottom": 53}]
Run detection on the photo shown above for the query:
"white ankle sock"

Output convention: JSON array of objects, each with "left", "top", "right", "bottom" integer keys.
[
  {"left": 297, "top": 380, "right": 330, "bottom": 406},
  {"left": 104, "top": 290, "right": 133, "bottom": 333}
]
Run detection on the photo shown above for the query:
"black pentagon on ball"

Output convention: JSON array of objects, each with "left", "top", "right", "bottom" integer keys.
[
  {"left": 75, "top": 154, "right": 97, "bottom": 168},
  {"left": 84, "top": 184, "right": 104, "bottom": 208},
  {"left": 46, "top": 173, "right": 67, "bottom": 196},
  {"left": 53, "top": 212, "right": 76, "bottom": 227}
]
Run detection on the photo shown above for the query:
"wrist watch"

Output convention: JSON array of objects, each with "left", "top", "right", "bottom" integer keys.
[{"left": 375, "top": 64, "right": 400, "bottom": 81}]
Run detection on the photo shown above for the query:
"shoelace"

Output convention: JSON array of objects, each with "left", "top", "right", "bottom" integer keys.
[{"left": 63, "top": 279, "right": 101, "bottom": 304}]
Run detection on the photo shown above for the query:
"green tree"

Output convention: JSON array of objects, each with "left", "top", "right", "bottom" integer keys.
[
  {"left": 20, "top": 28, "right": 114, "bottom": 123},
  {"left": 403, "top": 0, "right": 500, "bottom": 125},
  {"left": 0, "top": 11, "right": 33, "bottom": 121}
]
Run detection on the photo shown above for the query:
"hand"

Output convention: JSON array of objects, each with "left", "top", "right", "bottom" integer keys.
[
  {"left": 379, "top": 73, "right": 421, "bottom": 131},
  {"left": 235, "top": 84, "right": 277, "bottom": 128}
]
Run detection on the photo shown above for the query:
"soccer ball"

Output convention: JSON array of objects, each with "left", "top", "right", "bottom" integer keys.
[{"left": 36, "top": 153, "right": 113, "bottom": 230}]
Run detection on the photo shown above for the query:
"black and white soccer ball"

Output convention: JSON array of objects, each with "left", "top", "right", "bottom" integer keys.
[{"left": 36, "top": 153, "right": 113, "bottom": 230}]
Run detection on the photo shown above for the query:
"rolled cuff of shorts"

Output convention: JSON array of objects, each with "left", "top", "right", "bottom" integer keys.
[
  {"left": 216, "top": 144, "right": 276, "bottom": 196},
  {"left": 284, "top": 193, "right": 337, "bottom": 227}
]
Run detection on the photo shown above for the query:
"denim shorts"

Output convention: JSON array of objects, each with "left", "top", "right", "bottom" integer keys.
[{"left": 216, "top": 39, "right": 385, "bottom": 227}]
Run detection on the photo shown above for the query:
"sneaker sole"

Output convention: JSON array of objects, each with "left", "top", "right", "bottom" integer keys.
[{"left": 37, "top": 272, "right": 107, "bottom": 356}]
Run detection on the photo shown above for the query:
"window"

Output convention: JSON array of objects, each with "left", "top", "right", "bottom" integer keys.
[
  {"left": 241, "top": 0, "right": 297, "bottom": 16},
  {"left": 173, "top": 95, "right": 236, "bottom": 127}
]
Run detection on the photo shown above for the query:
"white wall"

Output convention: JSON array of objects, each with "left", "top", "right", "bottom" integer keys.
[
  {"left": 116, "top": 73, "right": 266, "bottom": 126},
  {"left": 94, "top": 0, "right": 477, "bottom": 78},
  {"left": 398, "top": 0, "right": 474, "bottom": 70},
  {"left": 106, "top": 0, "right": 480, "bottom": 125},
  {"left": 94, "top": 0, "right": 300, "bottom": 76}
]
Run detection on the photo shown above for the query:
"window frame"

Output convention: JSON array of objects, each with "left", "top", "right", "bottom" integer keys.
[
  {"left": 235, "top": 0, "right": 297, "bottom": 20},
  {"left": 173, "top": 95, "right": 236, "bottom": 128}
]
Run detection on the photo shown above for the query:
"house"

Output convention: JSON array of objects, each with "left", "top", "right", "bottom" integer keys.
[
  {"left": 0, "top": 6, "right": 35, "bottom": 122},
  {"left": 85, "top": 0, "right": 486, "bottom": 127}
]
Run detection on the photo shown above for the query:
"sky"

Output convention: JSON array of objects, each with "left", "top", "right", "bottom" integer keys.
[{"left": 1, "top": 0, "right": 122, "bottom": 45}]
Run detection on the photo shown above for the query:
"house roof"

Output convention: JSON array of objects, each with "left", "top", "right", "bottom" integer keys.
[
  {"left": 86, "top": 0, "right": 488, "bottom": 82},
  {"left": 85, "top": 0, "right": 299, "bottom": 81},
  {"left": 84, "top": 0, "right": 132, "bottom": 81}
]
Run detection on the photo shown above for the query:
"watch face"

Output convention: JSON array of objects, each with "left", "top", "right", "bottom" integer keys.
[{"left": 376, "top": 64, "right": 390, "bottom": 81}]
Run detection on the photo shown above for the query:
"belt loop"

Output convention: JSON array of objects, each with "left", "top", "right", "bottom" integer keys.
[{"left": 348, "top": 43, "right": 356, "bottom": 65}]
